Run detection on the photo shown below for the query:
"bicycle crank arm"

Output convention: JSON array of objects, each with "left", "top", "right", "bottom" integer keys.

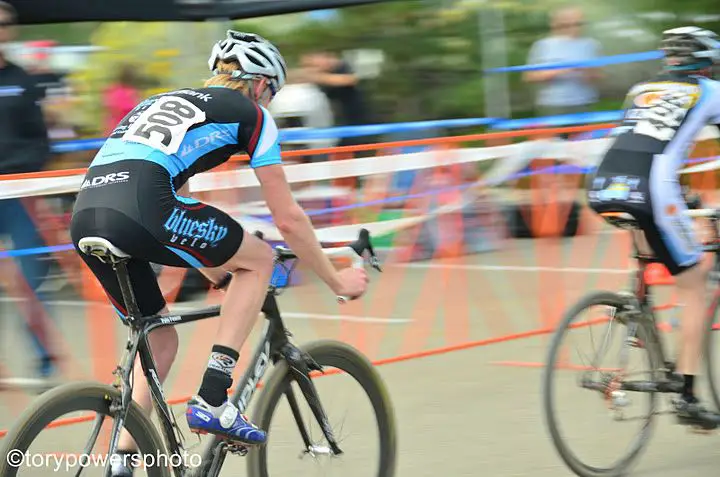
[{"left": 582, "top": 378, "right": 683, "bottom": 394}]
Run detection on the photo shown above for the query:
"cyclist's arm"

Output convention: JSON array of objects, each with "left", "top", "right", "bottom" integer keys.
[
  {"left": 244, "top": 105, "right": 341, "bottom": 293},
  {"left": 255, "top": 164, "right": 341, "bottom": 293},
  {"left": 701, "top": 78, "right": 720, "bottom": 125}
]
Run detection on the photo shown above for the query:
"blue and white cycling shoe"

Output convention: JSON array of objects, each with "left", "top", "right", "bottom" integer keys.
[{"left": 186, "top": 395, "right": 267, "bottom": 445}]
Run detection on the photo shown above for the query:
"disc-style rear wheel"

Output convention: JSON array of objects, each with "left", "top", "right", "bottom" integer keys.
[{"left": 0, "top": 381, "right": 169, "bottom": 477}]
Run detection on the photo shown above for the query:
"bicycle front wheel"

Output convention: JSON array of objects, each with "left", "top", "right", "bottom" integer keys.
[
  {"left": 703, "top": 292, "right": 720, "bottom": 411},
  {"left": 0, "top": 381, "right": 169, "bottom": 477},
  {"left": 246, "top": 340, "right": 397, "bottom": 477},
  {"left": 542, "top": 291, "right": 664, "bottom": 477}
]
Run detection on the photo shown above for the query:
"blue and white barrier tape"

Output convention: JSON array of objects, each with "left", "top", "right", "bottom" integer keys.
[
  {"left": 484, "top": 50, "right": 664, "bottom": 74},
  {"left": 49, "top": 114, "right": 617, "bottom": 154},
  {"left": 50, "top": 118, "right": 498, "bottom": 154}
]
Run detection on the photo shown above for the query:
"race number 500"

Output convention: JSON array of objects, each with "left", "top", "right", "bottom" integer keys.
[{"left": 122, "top": 96, "right": 206, "bottom": 155}]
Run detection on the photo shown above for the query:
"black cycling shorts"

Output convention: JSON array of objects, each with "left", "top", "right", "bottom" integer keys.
[
  {"left": 587, "top": 149, "right": 702, "bottom": 276},
  {"left": 70, "top": 160, "right": 244, "bottom": 317}
]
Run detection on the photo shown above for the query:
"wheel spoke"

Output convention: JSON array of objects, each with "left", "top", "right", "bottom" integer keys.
[
  {"left": 543, "top": 292, "right": 660, "bottom": 477},
  {"left": 74, "top": 413, "right": 107, "bottom": 477}
]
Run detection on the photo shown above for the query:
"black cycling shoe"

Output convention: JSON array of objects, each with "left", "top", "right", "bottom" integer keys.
[
  {"left": 673, "top": 395, "right": 720, "bottom": 431},
  {"left": 659, "top": 372, "right": 684, "bottom": 393}
]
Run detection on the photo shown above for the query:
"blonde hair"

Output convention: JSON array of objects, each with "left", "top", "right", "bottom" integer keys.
[{"left": 204, "top": 60, "right": 251, "bottom": 94}]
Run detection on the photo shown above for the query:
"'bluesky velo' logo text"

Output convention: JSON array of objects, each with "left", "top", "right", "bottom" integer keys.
[{"left": 163, "top": 208, "right": 228, "bottom": 248}]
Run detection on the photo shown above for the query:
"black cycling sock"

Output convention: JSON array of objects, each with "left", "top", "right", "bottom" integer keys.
[
  {"left": 198, "top": 345, "right": 239, "bottom": 407},
  {"left": 683, "top": 374, "right": 695, "bottom": 401}
]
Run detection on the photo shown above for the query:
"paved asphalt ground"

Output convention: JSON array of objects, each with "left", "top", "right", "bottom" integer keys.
[{"left": 2, "top": 227, "right": 720, "bottom": 476}]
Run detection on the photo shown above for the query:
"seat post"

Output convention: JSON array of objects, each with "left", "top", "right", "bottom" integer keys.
[{"left": 113, "top": 259, "right": 142, "bottom": 320}]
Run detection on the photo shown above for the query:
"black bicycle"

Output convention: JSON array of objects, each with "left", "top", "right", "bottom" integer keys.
[
  {"left": 542, "top": 207, "right": 720, "bottom": 477},
  {"left": 0, "top": 228, "right": 397, "bottom": 477}
]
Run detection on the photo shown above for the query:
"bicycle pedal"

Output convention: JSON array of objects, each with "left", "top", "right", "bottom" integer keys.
[{"left": 225, "top": 443, "right": 249, "bottom": 456}]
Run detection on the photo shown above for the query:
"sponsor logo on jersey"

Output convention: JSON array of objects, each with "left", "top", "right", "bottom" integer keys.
[
  {"left": 179, "top": 129, "right": 232, "bottom": 157},
  {"left": 80, "top": 171, "right": 130, "bottom": 190},
  {"left": 633, "top": 90, "right": 698, "bottom": 109},
  {"left": 596, "top": 176, "right": 643, "bottom": 203},
  {"left": 172, "top": 89, "right": 212, "bottom": 102},
  {"left": 592, "top": 177, "right": 607, "bottom": 189},
  {"left": 628, "top": 82, "right": 700, "bottom": 109},
  {"left": 633, "top": 91, "right": 665, "bottom": 108},
  {"left": 163, "top": 207, "right": 228, "bottom": 248}
]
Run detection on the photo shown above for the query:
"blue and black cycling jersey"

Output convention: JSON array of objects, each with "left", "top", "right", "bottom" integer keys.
[
  {"left": 91, "top": 86, "right": 282, "bottom": 190},
  {"left": 70, "top": 86, "right": 284, "bottom": 317}
]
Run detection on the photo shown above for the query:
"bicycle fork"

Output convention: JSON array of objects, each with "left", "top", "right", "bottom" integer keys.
[{"left": 281, "top": 343, "right": 343, "bottom": 457}]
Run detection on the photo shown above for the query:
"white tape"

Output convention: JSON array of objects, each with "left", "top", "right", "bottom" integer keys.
[
  {"left": 679, "top": 157, "right": 720, "bottom": 174},
  {"left": 685, "top": 208, "right": 718, "bottom": 218},
  {"left": 0, "top": 142, "right": 519, "bottom": 199},
  {"left": 234, "top": 215, "right": 429, "bottom": 243},
  {"left": 5, "top": 132, "right": 717, "bottom": 201}
]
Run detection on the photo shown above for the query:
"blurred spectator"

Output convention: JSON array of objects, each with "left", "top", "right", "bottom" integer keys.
[
  {"left": 0, "top": 1, "right": 57, "bottom": 381},
  {"left": 103, "top": 64, "right": 142, "bottom": 136},
  {"left": 269, "top": 67, "right": 336, "bottom": 157},
  {"left": 25, "top": 41, "right": 68, "bottom": 102},
  {"left": 523, "top": 7, "right": 602, "bottom": 117},
  {"left": 24, "top": 40, "right": 77, "bottom": 141},
  {"left": 301, "top": 50, "right": 370, "bottom": 145}
]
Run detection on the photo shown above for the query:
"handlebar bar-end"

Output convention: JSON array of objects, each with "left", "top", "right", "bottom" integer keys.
[{"left": 350, "top": 228, "right": 382, "bottom": 272}]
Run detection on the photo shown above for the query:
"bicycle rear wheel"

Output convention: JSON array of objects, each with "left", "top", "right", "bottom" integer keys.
[
  {"left": 246, "top": 340, "right": 397, "bottom": 477},
  {"left": 542, "top": 291, "right": 664, "bottom": 477},
  {"left": 0, "top": 381, "right": 169, "bottom": 477}
]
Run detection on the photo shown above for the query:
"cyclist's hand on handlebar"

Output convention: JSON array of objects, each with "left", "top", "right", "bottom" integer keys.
[{"left": 333, "top": 267, "right": 369, "bottom": 301}]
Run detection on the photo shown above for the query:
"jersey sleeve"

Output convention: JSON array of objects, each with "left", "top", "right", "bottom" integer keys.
[
  {"left": 702, "top": 79, "right": 720, "bottom": 125},
  {"left": 243, "top": 104, "right": 283, "bottom": 168}
]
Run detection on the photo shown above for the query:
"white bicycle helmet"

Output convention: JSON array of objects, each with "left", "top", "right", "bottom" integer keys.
[
  {"left": 661, "top": 26, "right": 720, "bottom": 71},
  {"left": 208, "top": 30, "right": 287, "bottom": 94}
]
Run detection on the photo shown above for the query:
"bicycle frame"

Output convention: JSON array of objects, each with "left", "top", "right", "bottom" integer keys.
[
  {"left": 98, "top": 275, "right": 338, "bottom": 477},
  {"left": 620, "top": 211, "right": 720, "bottom": 374},
  {"left": 97, "top": 228, "right": 378, "bottom": 477}
]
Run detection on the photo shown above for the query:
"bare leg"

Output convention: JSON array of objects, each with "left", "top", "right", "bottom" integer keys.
[
  {"left": 675, "top": 259, "right": 711, "bottom": 377},
  {"left": 185, "top": 230, "right": 274, "bottom": 443},
  {"left": 631, "top": 230, "right": 710, "bottom": 378},
  {"left": 203, "top": 230, "right": 274, "bottom": 351}
]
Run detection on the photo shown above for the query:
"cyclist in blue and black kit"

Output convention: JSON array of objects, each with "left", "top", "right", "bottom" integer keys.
[
  {"left": 70, "top": 31, "right": 369, "bottom": 476},
  {"left": 588, "top": 26, "right": 720, "bottom": 429}
]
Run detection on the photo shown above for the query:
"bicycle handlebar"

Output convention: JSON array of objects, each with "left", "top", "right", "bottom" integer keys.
[
  {"left": 254, "top": 228, "right": 382, "bottom": 304},
  {"left": 685, "top": 208, "right": 720, "bottom": 219}
]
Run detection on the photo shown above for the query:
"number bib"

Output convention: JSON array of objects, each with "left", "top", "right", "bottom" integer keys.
[
  {"left": 122, "top": 96, "right": 206, "bottom": 155},
  {"left": 632, "top": 92, "right": 693, "bottom": 142}
]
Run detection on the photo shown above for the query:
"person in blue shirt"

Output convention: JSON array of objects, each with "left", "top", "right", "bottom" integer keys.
[{"left": 523, "top": 7, "right": 603, "bottom": 117}]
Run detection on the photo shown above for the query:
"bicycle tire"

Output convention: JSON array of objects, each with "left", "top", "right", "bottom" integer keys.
[
  {"left": 246, "top": 340, "right": 397, "bottom": 477},
  {"left": 542, "top": 291, "right": 662, "bottom": 477},
  {"left": 703, "top": 293, "right": 720, "bottom": 412},
  {"left": 0, "top": 381, "right": 170, "bottom": 477}
]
